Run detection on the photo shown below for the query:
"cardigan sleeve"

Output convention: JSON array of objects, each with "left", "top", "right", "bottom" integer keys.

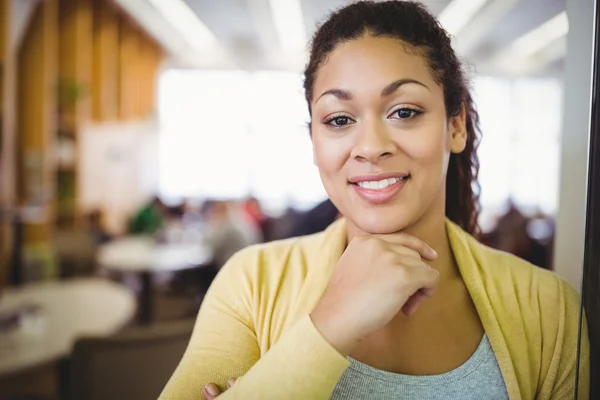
[{"left": 158, "top": 248, "right": 349, "bottom": 400}]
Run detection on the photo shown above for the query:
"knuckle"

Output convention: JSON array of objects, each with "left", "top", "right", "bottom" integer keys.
[
  {"left": 395, "top": 264, "right": 411, "bottom": 282},
  {"left": 381, "top": 250, "right": 397, "bottom": 264},
  {"left": 404, "top": 247, "right": 421, "bottom": 259}
]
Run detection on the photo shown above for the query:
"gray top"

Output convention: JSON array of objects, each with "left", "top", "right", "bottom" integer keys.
[{"left": 330, "top": 334, "right": 509, "bottom": 399}]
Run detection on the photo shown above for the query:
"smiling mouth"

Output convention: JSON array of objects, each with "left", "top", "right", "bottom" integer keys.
[{"left": 350, "top": 175, "right": 411, "bottom": 190}]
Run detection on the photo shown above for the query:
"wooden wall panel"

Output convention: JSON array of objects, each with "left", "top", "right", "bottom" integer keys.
[
  {"left": 8, "top": 0, "right": 164, "bottom": 274},
  {"left": 17, "top": 0, "right": 58, "bottom": 243},
  {"left": 92, "top": 0, "right": 118, "bottom": 121},
  {"left": 57, "top": 0, "right": 93, "bottom": 226},
  {"left": 117, "top": 19, "right": 139, "bottom": 120}
]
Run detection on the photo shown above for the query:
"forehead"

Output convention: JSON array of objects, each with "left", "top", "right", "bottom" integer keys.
[{"left": 313, "top": 35, "right": 439, "bottom": 97}]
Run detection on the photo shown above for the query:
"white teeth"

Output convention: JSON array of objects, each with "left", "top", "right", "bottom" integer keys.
[{"left": 357, "top": 177, "right": 404, "bottom": 190}]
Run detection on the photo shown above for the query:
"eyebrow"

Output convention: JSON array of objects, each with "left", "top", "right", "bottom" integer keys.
[{"left": 315, "top": 78, "right": 430, "bottom": 103}]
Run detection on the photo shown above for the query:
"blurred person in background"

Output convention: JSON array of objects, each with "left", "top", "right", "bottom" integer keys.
[
  {"left": 239, "top": 196, "right": 270, "bottom": 240},
  {"left": 201, "top": 200, "right": 262, "bottom": 269},
  {"left": 160, "top": 2, "right": 588, "bottom": 399},
  {"left": 481, "top": 202, "right": 555, "bottom": 269},
  {"left": 127, "top": 196, "right": 167, "bottom": 235},
  {"left": 283, "top": 198, "right": 340, "bottom": 238}
]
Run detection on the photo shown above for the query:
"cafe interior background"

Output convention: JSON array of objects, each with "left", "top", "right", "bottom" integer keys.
[{"left": 0, "top": 0, "right": 596, "bottom": 399}]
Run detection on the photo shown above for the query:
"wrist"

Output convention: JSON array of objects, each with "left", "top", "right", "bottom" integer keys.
[{"left": 309, "top": 308, "right": 362, "bottom": 356}]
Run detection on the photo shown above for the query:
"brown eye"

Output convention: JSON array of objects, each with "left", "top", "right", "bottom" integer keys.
[
  {"left": 390, "top": 108, "right": 421, "bottom": 120},
  {"left": 326, "top": 116, "right": 354, "bottom": 127}
]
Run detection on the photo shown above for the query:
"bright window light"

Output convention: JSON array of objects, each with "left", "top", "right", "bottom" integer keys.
[{"left": 157, "top": 70, "right": 326, "bottom": 212}]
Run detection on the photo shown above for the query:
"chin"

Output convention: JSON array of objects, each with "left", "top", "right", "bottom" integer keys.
[{"left": 351, "top": 211, "right": 414, "bottom": 235}]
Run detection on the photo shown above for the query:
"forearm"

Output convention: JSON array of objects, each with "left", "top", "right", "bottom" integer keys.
[{"left": 214, "top": 315, "right": 349, "bottom": 400}]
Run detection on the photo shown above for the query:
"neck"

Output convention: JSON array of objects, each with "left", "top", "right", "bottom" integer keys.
[{"left": 402, "top": 212, "right": 457, "bottom": 282}]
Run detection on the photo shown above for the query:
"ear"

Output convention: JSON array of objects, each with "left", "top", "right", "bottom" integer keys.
[{"left": 448, "top": 104, "right": 467, "bottom": 154}]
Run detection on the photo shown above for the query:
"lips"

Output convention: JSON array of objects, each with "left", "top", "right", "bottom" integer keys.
[
  {"left": 349, "top": 173, "right": 410, "bottom": 204},
  {"left": 348, "top": 172, "right": 410, "bottom": 184}
]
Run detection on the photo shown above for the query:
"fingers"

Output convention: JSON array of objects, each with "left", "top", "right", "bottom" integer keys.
[
  {"left": 401, "top": 289, "right": 430, "bottom": 316},
  {"left": 204, "top": 379, "right": 236, "bottom": 399},
  {"left": 372, "top": 233, "right": 438, "bottom": 261},
  {"left": 399, "top": 264, "right": 439, "bottom": 317},
  {"left": 412, "top": 262, "right": 440, "bottom": 294},
  {"left": 204, "top": 384, "right": 220, "bottom": 400}
]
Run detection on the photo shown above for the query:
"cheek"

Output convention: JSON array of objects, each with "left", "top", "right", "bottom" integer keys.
[
  {"left": 401, "top": 129, "right": 448, "bottom": 168},
  {"left": 313, "top": 135, "right": 349, "bottom": 174}
]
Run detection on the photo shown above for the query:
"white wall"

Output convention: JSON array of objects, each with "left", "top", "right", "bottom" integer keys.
[
  {"left": 553, "top": 0, "right": 596, "bottom": 291},
  {"left": 78, "top": 121, "right": 159, "bottom": 234}
]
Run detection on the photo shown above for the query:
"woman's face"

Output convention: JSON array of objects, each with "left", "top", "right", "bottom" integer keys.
[{"left": 310, "top": 35, "right": 466, "bottom": 235}]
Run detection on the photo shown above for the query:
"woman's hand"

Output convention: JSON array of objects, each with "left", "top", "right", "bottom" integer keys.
[
  {"left": 204, "top": 378, "right": 236, "bottom": 400},
  {"left": 310, "top": 232, "right": 439, "bottom": 356}
]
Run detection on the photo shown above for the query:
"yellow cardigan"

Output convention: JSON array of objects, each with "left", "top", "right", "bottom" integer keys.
[{"left": 160, "top": 218, "right": 589, "bottom": 400}]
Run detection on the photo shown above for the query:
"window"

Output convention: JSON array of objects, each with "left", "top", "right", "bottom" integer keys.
[
  {"left": 157, "top": 70, "right": 326, "bottom": 212},
  {"left": 158, "top": 71, "right": 563, "bottom": 220},
  {"left": 474, "top": 76, "right": 562, "bottom": 230}
]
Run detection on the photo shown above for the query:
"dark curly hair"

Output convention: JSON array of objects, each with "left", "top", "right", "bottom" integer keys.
[{"left": 303, "top": 0, "right": 481, "bottom": 235}]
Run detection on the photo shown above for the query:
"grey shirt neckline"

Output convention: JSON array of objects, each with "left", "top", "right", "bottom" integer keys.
[{"left": 346, "top": 334, "right": 491, "bottom": 386}]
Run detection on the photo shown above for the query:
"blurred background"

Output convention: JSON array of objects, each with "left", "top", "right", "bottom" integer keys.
[{"left": 0, "top": 0, "right": 594, "bottom": 399}]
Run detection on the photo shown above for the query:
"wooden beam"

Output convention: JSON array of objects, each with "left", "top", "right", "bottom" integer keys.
[
  {"left": 139, "top": 37, "right": 161, "bottom": 118},
  {"left": 57, "top": 0, "right": 93, "bottom": 227},
  {"left": 92, "top": 0, "right": 119, "bottom": 121},
  {"left": 59, "top": 0, "right": 93, "bottom": 121},
  {"left": 17, "top": 0, "right": 58, "bottom": 243},
  {"left": 0, "top": 0, "right": 13, "bottom": 286},
  {"left": 117, "top": 17, "right": 139, "bottom": 120}
]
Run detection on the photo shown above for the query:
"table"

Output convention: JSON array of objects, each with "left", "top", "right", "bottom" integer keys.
[
  {"left": 97, "top": 237, "right": 213, "bottom": 324},
  {"left": 0, "top": 278, "right": 136, "bottom": 377}
]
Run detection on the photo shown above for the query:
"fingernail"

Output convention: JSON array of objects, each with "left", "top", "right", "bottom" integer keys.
[
  {"left": 430, "top": 247, "right": 438, "bottom": 258},
  {"left": 205, "top": 385, "right": 219, "bottom": 396},
  {"left": 227, "top": 378, "right": 235, "bottom": 388}
]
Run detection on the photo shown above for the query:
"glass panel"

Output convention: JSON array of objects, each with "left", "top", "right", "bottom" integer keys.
[{"left": 578, "top": 3, "right": 600, "bottom": 397}]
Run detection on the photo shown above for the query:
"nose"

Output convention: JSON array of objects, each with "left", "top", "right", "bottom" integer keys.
[{"left": 351, "top": 120, "right": 397, "bottom": 163}]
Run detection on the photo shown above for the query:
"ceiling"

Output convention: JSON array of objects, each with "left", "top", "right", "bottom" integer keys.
[{"left": 115, "top": 0, "right": 568, "bottom": 77}]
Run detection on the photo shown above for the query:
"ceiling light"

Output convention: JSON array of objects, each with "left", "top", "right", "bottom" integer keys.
[
  {"left": 438, "top": 0, "right": 491, "bottom": 36},
  {"left": 268, "top": 0, "right": 307, "bottom": 54},
  {"left": 453, "top": 0, "right": 520, "bottom": 55},
  {"left": 510, "top": 11, "right": 568, "bottom": 58},
  {"left": 147, "top": 0, "right": 217, "bottom": 53}
]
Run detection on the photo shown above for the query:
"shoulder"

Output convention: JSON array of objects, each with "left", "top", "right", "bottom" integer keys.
[
  {"left": 216, "top": 230, "right": 331, "bottom": 293},
  {"left": 476, "top": 240, "right": 578, "bottom": 305},
  {"left": 463, "top": 234, "right": 580, "bottom": 329},
  {"left": 445, "top": 217, "right": 580, "bottom": 324}
]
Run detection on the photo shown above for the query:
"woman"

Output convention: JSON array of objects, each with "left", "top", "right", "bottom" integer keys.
[{"left": 160, "top": 1, "right": 589, "bottom": 399}]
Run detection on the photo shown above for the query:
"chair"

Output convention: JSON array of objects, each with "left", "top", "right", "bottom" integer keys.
[
  {"left": 54, "top": 229, "right": 98, "bottom": 278},
  {"left": 69, "top": 319, "right": 194, "bottom": 400}
]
